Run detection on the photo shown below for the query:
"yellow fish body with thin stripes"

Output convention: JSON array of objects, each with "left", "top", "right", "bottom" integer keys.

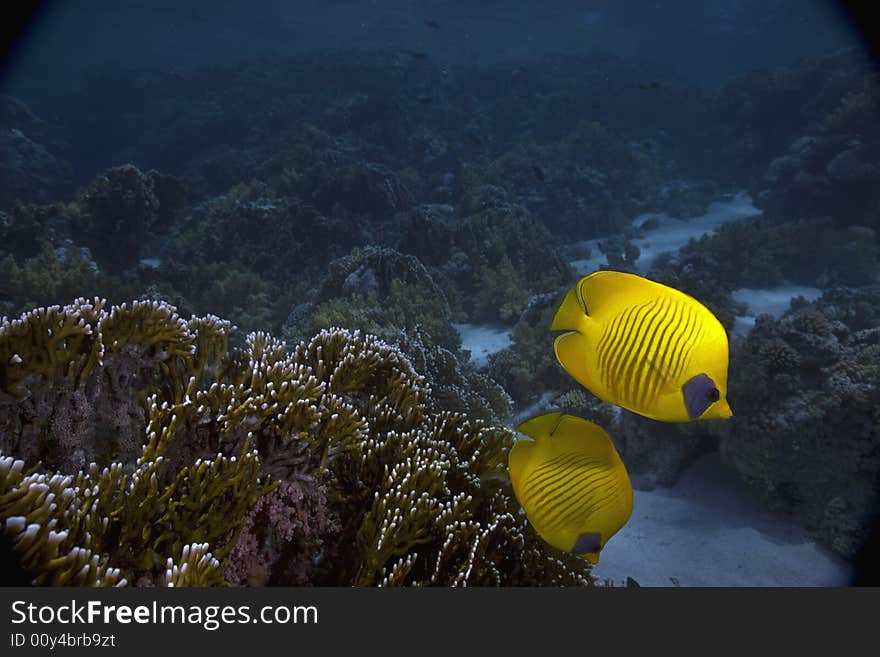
[
  {"left": 509, "top": 412, "right": 632, "bottom": 563},
  {"left": 551, "top": 270, "right": 732, "bottom": 422}
]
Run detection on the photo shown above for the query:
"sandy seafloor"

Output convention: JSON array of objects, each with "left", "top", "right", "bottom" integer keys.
[
  {"left": 453, "top": 193, "right": 853, "bottom": 586},
  {"left": 591, "top": 452, "right": 852, "bottom": 587}
]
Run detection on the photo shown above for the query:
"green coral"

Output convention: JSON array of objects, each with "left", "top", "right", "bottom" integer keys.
[
  {"left": 0, "top": 448, "right": 267, "bottom": 586},
  {"left": 310, "top": 278, "right": 460, "bottom": 352},
  {"left": 285, "top": 246, "right": 462, "bottom": 352},
  {"left": 474, "top": 255, "right": 531, "bottom": 323},
  {"left": 198, "top": 266, "right": 275, "bottom": 334},
  {"left": 757, "top": 337, "right": 802, "bottom": 373},
  {"left": 0, "top": 243, "right": 133, "bottom": 318}
]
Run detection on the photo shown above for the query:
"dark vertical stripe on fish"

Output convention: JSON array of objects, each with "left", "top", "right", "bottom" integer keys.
[
  {"left": 569, "top": 483, "right": 621, "bottom": 526},
  {"left": 524, "top": 456, "right": 604, "bottom": 502},
  {"left": 666, "top": 302, "right": 694, "bottom": 382},
  {"left": 671, "top": 305, "right": 701, "bottom": 381},
  {"left": 600, "top": 305, "right": 636, "bottom": 388},
  {"left": 617, "top": 299, "right": 656, "bottom": 402},
  {"left": 649, "top": 298, "right": 686, "bottom": 401},
  {"left": 634, "top": 296, "right": 674, "bottom": 407},
  {"left": 622, "top": 297, "right": 667, "bottom": 405},
  {"left": 523, "top": 456, "right": 604, "bottom": 498},
  {"left": 597, "top": 311, "right": 624, "bottom": 374},
  {"left": 606, "top": 300, "right": 652, "bottom": 396},
  {"left": 644, "top": 297, "right": 681, "bottom": 404},
  {"left": 539, "top": 470, "right": 617, "bottom": 530}
]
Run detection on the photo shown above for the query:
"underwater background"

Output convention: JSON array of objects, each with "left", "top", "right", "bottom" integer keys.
[{"left": 0, "top": 0, "right": 877, "bottom": 587}]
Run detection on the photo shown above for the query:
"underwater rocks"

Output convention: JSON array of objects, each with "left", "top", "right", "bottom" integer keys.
[
  {"left": 0, "top": 96, "right": 71, "bottom": 208},
  {"left": 175, "top": 182, "right": 357, "bottom": 285},
  {"left": 0, "top": 202, "right": 64, "bottom": 260},
  {"left": 754, "top": 134, "right": 880, "bottom": 235},
  {"left": 445, "top": 204, "right": 574, "bottom": 323},
  {"left": 73, "top": 165, "right": 185, "bottom": 274},
  {"left": 468, "top": 120, "right": 662, "bottom": 239},
  {"left": 306, "top": 154, "right": 414, "bottom": 218},
  {"left": 611, "top": 413, "right": 717, "bottom": 490},
  {"left": 285, "top": 245, "right": 460, "bottom": 351},
  {"left": 718, "top": 288, "right": 880, "bottom": 558},
  {"left": 700, "top": 49, "right": 880, "bottom": 236}
]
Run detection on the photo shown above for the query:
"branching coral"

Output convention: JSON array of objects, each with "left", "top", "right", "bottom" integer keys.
[
  {"left": 1, "top": 299, "right": 591, "bottom": 587},
  {"left": 396, "top": 328, "right": 512, "bottom": 424}
]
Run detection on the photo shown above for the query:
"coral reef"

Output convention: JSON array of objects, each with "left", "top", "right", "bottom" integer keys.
[
  {"left": 478, "top": 120, "right": 661, "bottom": 238},
  {"left": 1, "top": 44, "right": 878, "bottom": 577},
  {"left": 171, "top": 181, "right": 353, "bottom": 271},
  {"left": 716, "top": 288, "right": 880, "bottom": 557},
  {"left": 284, "top": 246, "right": 461, "bottom": 352},
  {"left": 0, "top": 96, "right": 71, "bottom": 207},
  {"left": 486, "top": 292, "right": 572, "bottom": 406},
  {"left": 0, "top": 299, "right": 268, "bottom": 585},
  {"left": 395, "top": 328, "right": 512, "bottom": 424},
  {"left": 71, "top": 165, "right": 185, "bottom": 274},
  {"left": 0, "top": 299, "right": 592, "bottom": 586},
  {"left": 0, "top": 242, "right": 136, "bottom": 319}
]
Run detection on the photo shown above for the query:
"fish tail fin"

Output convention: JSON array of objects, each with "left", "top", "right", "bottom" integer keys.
[
  {"left": 550, "top": 288, "right": 589, "bottom": 333},
  {"left": 548, "top": 414, "right": 615, "bottom": 457}
]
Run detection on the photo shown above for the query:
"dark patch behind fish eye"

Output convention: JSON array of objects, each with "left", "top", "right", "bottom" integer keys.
[
  {"left": 683, "top": 373, "right": 718, "bottom": 419},
  {"left": 572, "top": 532, "right": 602, "bottom": 555}
]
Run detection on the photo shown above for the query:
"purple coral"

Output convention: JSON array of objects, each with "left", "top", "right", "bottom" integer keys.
[{"left": 223, "top": 479, "right": 339, "bottom": 586}]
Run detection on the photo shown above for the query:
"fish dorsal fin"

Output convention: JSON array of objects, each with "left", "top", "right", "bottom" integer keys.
[
  {"left": 510, "top": 413, "right": 564, "bottom": 488},
  {"left": 516, "top": 411, "right": 564, "bottom": 440},
  {"left": 576, "top": 270, "right": 659, "bottom": 317},
  {"left": 511, "top": 412, "right": 567, "bottom": 488},
  {"left": 545, "top": 414, "right": 615, "bottom": 462}
]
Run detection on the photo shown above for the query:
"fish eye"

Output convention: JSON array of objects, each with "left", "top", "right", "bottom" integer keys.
[{"left": 707, "top": 387, "right": 720, "bottom": 402}]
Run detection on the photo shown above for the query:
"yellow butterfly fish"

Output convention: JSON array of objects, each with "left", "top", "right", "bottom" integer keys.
[
  {"left": 551, "top": 270, "right": 733, "bottom": 422},
  {"left": 509, "top": 412, "right": 633, "bottom": 564}
]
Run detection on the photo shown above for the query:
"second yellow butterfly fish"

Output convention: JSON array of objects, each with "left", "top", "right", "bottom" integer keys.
[{"left": 509, "top": 412, "right": 633, "bottom": 564}]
